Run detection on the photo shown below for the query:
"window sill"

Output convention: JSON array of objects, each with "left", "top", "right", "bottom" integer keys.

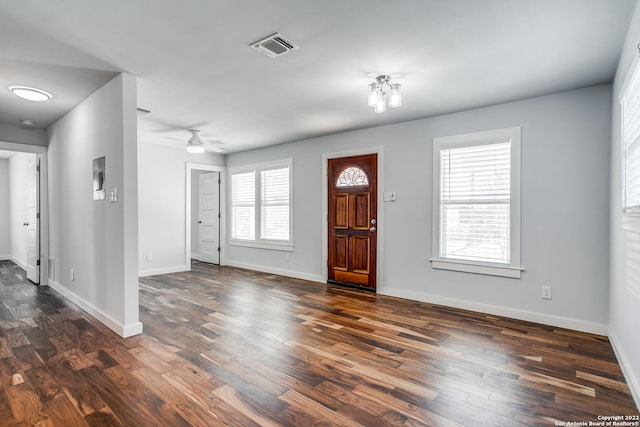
[
  {"left": 430, "top": 258, "right": 523, "bottom": 278},
  {"left": 229, "top": 240, "right": 294, "bottom": 252}
]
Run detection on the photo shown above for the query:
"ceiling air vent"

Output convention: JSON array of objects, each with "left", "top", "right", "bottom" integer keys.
[{"left": 250, "top": 32, "right": 299, "bottom": 58}]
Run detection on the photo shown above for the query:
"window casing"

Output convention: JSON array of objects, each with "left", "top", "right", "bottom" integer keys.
[
  {"left": 432, "top": 127, "right": 522, "bottom": 278},
  {"left": 230, "top": 159, "right": 293, "bottom": 250},
  {"left": 621, "top": 53, "right": 640, "bottom": 217}
]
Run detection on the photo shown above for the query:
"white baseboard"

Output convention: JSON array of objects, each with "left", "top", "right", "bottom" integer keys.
[
  {"left": 139, "top": 265, "right": 189, "bottom": 277},
  {"left": 47, "top": 279, "right": 143, "bottom": 338},
  {"left": 381, "top": 287, "right": 608, "bottom": 336},
  {"left": 0, "top": 256, "right": 27, "bottom": 270},
  {"left": 11, "top": 257, "right": 27, "bottom": 271},
  {"left": 225, "top": 260, "right": 324, "bottom": 283},
  {"left": 608, "top": 328, "right": 640, "bottom": 411}
]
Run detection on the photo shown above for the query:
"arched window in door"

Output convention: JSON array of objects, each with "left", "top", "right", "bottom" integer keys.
[{"left": 336, "top": 166, "right": 369, "bottom": 187}]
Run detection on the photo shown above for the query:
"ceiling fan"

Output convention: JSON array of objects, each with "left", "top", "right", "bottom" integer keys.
[{"left": 165, "top": 130, "right": 224, "bottom": 153}]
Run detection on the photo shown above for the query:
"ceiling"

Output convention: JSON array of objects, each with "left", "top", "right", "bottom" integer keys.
[{"left": 0, "top": 0, "right": 636, "bottom": 154}]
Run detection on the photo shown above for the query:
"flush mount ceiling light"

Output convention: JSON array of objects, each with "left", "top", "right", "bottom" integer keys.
[
  {"left": 9, "top": 85, "right": 52, "bottom": 102},
  {"left": 367, "top": 75, "right": 401, "bottom": 113}
]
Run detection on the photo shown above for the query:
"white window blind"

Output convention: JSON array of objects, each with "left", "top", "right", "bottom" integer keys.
[
  {"left": 261, "top": 167, "right": 290, "bottom": 241},
  {"left": 231, "top": 171, "right": 255, "bottom": 240},
  {"left": 440, "top": 142, "right": 511, "bottom": 264},
  {"left": 622, "top": 56, "right": 640, "bottom": 214}
]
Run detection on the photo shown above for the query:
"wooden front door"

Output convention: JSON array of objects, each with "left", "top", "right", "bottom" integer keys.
[{"left": 328, "top": 154, "right": 377, "bottom": 290}]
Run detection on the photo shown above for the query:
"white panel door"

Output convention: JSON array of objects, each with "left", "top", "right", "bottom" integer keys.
[
  {"left": 26, "top": 158, "right": 39, "bottom": 283},
  {"left": 198, "top": 172, "right": 220, "bottom": 264}
]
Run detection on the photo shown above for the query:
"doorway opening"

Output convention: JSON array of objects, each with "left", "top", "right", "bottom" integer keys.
[
  {"left": 0, "top": 143, "right": 48, "bottom": 286},
  {"left": 185, "top": 163, "right": 226, "bottom": 269}
]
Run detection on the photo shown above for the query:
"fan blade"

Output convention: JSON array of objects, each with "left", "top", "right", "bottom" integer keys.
[
  {"left": 204, "top": 140, "right": 224, "bottom": 145},
  {"left": 164, "top": 136, "right": 184, "bottom": 142}
]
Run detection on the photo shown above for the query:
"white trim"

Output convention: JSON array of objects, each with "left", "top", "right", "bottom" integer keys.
[
  {"left": 0, "top": 255, "right": 11, "bottom": 261},
  {"left": 228, "top": 158, "right": 293, "bottom": 248},
  {"left": 47, "top": 279, "right": 143, "bottom": 338},
  {"left": 618, "top": 52, "right": 640, "bottom": 103},
  {"left": 139, "top": 265, "right": 189, "bottom": 277},
  {"left": 229, "top": 240, "right": 294, "bottom": 251},
  {"left": 382, "top": 286, "right": 608, "bottom": 335},
  {"left": 10, "top": 256, "right": 28, "bottom": 271},
  {"left": 608, "top": 328, "right": 640, "bottom": 411},
  {"left": 431, "top": 127, "right": 522, "bottom": 278},
  {"left": 321, "top": 146, "right": 385, "bottom": 290},
  {"left": 431, "top": 259, "right": 523, "bottom": 279},
  {"left": 225, "top": 260, "right": 324, "bottom": 283},
  {"left": 185, "top": 163, "right": 226, "bottom": 269}
]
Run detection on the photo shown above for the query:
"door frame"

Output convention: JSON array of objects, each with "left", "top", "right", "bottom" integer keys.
[
  {"left": 0, "top": 141, "right": 48, "bottom": 285},
  {"left": 322, "top": 146, "right": 384, "bottom": 291},
  {"left": 185, "top": 162, "right": 226, "bottom": 269}
]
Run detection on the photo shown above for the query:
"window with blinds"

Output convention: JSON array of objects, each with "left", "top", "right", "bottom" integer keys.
[
  {"left": 432, "top": 127, "right": 521, "bottom": 278},
  {"left": 231, "top": 171, "right": 256, "bottom": 240},
  {"left": 621, "top": 56, "right": 640, "bottom": 214},
  {"left": 440, "top": 142, "right": 511, "bottom": 264},
  {"left": 261, "top": 167, "right": 290, "bottom": 241},
  {"left": 229, "top": 159, "right": 292, "bottom": 248}
]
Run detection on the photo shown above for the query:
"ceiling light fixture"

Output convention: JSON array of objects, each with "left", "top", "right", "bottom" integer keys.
[
  {"left": 367, "top": 75, "right": 401, "bottom": 113},
  {"left": 186, "top": 130, "right": 205, "bottom": 154},
  {"left": 10, "top": 85, "right": 52, "bottom": 102}
]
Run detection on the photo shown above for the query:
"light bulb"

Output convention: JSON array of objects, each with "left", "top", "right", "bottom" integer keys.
[
  {"left": 389, "top": 84, "right": 401, "bottom": 108},
  {"left": 367, "top": 83, "right": 379, "bottom": 107},
  {"left": 374, "top": 94, "right": 386, "bottom": 113}
]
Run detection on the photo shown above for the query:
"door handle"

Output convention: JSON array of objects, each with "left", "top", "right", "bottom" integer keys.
[
  {"left": 370, "top": 227, "right": 377, "bottom": 232},
  {"left": 23, "top": 222, "right": 29, "bottom": 227},
  {"left": 198, "top": 220, "right": 202, "bottom": 224}
]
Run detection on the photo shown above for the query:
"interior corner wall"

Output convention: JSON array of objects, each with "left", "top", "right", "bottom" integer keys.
[
  {"left": 227, "top": 84, "right": 612, "bottom": 335},
  {"left": 137, "top": 142, "right": 224, "bottom": 277},
  {"left": 8, "top": 152, "right": 36, "bottom": 268},
  {"left": 46, "top": 73, "right": 142, "bottom": 338},
  {"left": 609, "top": 0, "right": 640, "bottom": 410},
  {"left": 0, "top": 159, "right": 10, "bottom": 259}
]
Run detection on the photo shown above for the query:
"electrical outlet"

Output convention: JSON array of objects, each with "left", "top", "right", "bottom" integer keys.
[
  {"left": 284, "top": 253, "right": 290, "bottom": 262},
  {"left": 70, "top": 268, "right": 75, "bottom": 282},
  {"left": 541, "top": 285, "right": 552, "bottom": 300},
  {"left": 146, "top": 253, "right": 153, "bottom": 262}
]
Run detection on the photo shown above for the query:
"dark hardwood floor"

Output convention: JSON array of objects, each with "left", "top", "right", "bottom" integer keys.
[{"left": 0, "top": 259, "right": 638, "bottom": 426}]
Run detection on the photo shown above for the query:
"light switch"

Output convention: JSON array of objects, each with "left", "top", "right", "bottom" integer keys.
[{"left": 110, "top": 187, "right": 118, "bottom": 203}]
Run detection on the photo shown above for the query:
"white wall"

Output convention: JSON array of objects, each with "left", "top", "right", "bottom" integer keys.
[
  {"left": 0, "top": 123, "right": 46, "bottom": 147},
  {"left": 8, "top": 152, "right": 36, "bottom": 268},
  {"left": 609, "top": 0, "right": 640, "bottom": 409},
  {"left": 227, "top": 84, "right": 612, "bottom": 334},
  {"left": 0, "top": 159, "right": 10, "bottom": 259},
  {"left": 47, "top": 73, "right": 141, "bottom": 338},
  {"left": 138, "top": 143, "right": 224, "bottom": 276}
]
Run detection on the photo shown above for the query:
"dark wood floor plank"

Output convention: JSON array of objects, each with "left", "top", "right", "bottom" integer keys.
[{"left": 0, "top": 259, "right": 637, "bottom": 426}]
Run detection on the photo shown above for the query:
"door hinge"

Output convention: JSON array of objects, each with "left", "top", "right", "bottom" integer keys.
[
  {"left": 217, "top": 247, "right": 221, "bottom": 252},
  {"left": 36, "top": 165, "right": 40, "bottom": 172},
  {"left": 36, "top": 259, "right": 40, "bottom": 266},
  {"left": 36, "top": 213, "right": 40, "bottom": 219},
  {"left": 218, "top": 213, "right": 221, "bottom": 218},
  {"left": 218, "top": 178, "right": 221, "bottom": 185}
]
